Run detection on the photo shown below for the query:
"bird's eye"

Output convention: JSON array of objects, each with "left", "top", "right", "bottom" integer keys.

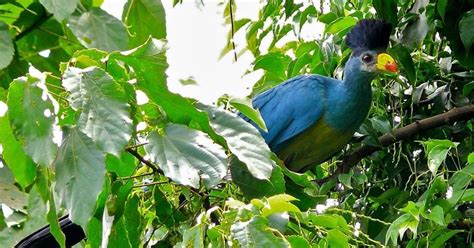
[{"left": 362, "top": 54, "right": 373, "bottom": 63}]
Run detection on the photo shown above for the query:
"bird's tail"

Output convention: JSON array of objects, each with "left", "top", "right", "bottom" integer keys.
[{"left": 15, "top": 215, "right": 85, "bottom": 248}]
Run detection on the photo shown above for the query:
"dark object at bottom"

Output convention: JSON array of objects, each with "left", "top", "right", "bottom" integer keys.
[{"left": 15, "top": 215, "right": 85, "bottom": 248}]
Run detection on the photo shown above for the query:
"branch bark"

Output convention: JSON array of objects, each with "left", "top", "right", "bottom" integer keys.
[{"left": 339, "top": 105, "right": 474, "bottom": 173}]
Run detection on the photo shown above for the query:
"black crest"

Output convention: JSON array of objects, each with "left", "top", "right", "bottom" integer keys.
[{"left": 345, "top": 19, "right": 392, "bottom": 52}]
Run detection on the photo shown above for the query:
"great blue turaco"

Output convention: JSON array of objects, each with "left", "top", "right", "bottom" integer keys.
[{"left": 16, "top": 18, "right": 397, "bottom": 247}]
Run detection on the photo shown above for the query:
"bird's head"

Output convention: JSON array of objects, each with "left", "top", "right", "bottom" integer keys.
[{"left": 345, "top": 19, "right": 397, "bottom": 74}]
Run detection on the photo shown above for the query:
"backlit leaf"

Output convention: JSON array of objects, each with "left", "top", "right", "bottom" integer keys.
[
  {"left": 122, "top": 0, "right": 166, "bottom": 47},
  {"left": 459, "top": 10, "right": 474, "bottom": 53},
  {"left": 230, "top": 97, "right": 267, "bottom": 132}
]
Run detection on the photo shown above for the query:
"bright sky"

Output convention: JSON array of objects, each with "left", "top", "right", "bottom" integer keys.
[{"left": 102, "top": 0, "right": 263, "bottom": 104}]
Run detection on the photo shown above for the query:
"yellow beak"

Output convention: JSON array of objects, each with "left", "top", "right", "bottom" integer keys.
[{"left": 376, "top": 53, "right": 398, "bottom": 73}]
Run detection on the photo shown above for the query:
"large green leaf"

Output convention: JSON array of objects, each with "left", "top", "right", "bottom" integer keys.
[
  {"left": 231, "top": 216, "right": 289, "bottom": 248},
  {"left": 54, "top": 127, "right": 105, "bottom": 228},
  {"left": 68, "top": 8, "right": 128, "bottom": 52},
  {"left": 62, "top": 67, "right": 132, "bottom": 155},
  {"left": 7, "top": 76, "right": 57, "bottom": 166},
  {"left": 0, "top": 21, "right": 13, "bottom": 69},
  {"left": 200, "top": 105, "right": 275, "bottom": 180},
  {"left": 182, "top": 223, "right": 205, "bottom": 248},
  {"left": 0, "top": 102, "right": 36, "bottom": 188},
  {"left": 459, "top": 10, "right": 474, "bottom": 53},
  {"left": 122, "top": 0, "right": 166, "bottom": 47},
  {"left": 390, "top": 45, "right": 416, "bottom": 83},
  {"left": 230, "top": 157, "right": 285, "bottom": 198},
  {"left": 145, "top": 124, "right": 227, "bottom": 188},
  {"left": 39, "top": 0, "right": 78, "bottom": 21},
  {"left": 0, "top": 166, "right": 28, "bottom": 211},
  {"left": 372, "top": 0, "right": 398, "bottom": 27},
  {"left": 254, "top": 52, "right": 291, "bottom": 80},
  {"left": 325, "top": 16, "right": 357, "bottom": 36},
  {"left": 327, "top": 229, "right": 349, "bottom": 248}
]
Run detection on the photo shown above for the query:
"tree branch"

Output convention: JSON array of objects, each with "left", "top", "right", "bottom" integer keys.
[
  {"left": 125, "top": 147, "right": 162, "bottom": 174},
  {"left": 338, "top": 105, "right": 474, "bottom": 173}
]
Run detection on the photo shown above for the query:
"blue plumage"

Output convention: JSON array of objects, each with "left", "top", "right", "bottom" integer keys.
[{"left": 244, "top": 19, "right": 395, "bottom": 171}]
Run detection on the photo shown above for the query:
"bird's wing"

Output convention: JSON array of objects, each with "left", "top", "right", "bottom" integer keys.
[{"left": 250, "top": 75, "right": 328, "bottom": 152}]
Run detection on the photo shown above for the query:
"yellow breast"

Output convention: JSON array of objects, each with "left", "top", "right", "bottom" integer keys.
[{"left": 277, "top": 118, "right": 354, "bottom": 172}]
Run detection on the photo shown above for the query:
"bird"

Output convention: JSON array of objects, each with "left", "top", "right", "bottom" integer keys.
[
  {"left": 15, "top": 19, "right": 397, "bottom": 247},
  {"left": 242, "top": 19, "right": 397, "bottom": 172}
]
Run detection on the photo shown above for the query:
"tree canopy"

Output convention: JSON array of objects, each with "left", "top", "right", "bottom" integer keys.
[{"left": 0, "top": 0, "right": 473, "bottom": 247}]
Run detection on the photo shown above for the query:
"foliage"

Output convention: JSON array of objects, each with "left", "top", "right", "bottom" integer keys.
[{"left": 0, "top": 0, "right": 472, "bottom": 247}]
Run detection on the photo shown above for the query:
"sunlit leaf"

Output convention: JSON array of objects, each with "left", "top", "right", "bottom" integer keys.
[
  {"left": 201, "top": 105, "right": 275, "bottom": 179},
  {"left": 62, "top": 67, "right": 132, "bottom": 155},
  {"left": 145, "top": 124, "right": 227, "bottom": 188},
  {"left": 69, "top": 9, "right": 128, "bottom": 52},
  {"left": 327, "top": 229, "right": 349, "bottom": 248}
]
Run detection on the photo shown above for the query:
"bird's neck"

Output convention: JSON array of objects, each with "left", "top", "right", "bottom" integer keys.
[{"left": 325, "top": 57, "right": 374, "bottom": 131}]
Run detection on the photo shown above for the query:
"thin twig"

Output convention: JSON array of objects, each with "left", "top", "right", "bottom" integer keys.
[
  {"left": 132, "top": 180, "right": 168, "bottom": 188},
  {"left": 125, "top": 147, "right": 161, "bottom": 173},
  {"left": 229, "top": 0, "right": 238, "bottom": 62}
]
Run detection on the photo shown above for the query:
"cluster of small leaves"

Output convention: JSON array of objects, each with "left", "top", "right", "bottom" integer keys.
[{"left": 0, "top": 0, "right": 472, "bottom": 247}]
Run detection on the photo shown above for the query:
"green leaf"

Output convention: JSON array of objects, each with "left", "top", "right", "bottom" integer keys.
[
  {"left": 69, "top": 8, "right": 128, "bottom": 52},
  {"left": 308, "top": 214, "right": 338, "bottom": 229},
  {"left": 231, "top": 216, "right": 289, "bottom": 248},
  {"left": 463, "top": 82, "right": 474, "bottom": 96},
  {"left": 338, "top": 171, "right": 353, "bottom": 189},
  {"left": 0, "top": 21, "right": 13, "bottom": 69},
  {"left": 62, "top": 67, "right": 132, "bottom": 156},
  {"left": 261, "top": 194, "right": 300, "bottom": 217},
  {"left": 230, "top": 97, "right": 267, "bottom": 132},
  {"left": 459, "top": 10, "right": 474, "bottom": 53},
  {"left": 7, "top": 76, "right": 57, "bottom": 166},
  {"left": 230, "top": 157, "right": 285, "bottom": 198},
  {"left": 426, "top": 205, "right": 445, "bottom": 226},
  {"left": 54, "top": 127, "right": 105, "bottom": 228},
  {"left": 390, "top": 45, "right": 416, "bottom": 83},
  {"left": 145, "top": 124, "right": 227, "bottom": 188},
  {"left": 122, "top": 0, "right": 166, "bottom": 47},
  {"left": 325, "top": 16, "right": 357, "bottom": 36},
  {"left": 182, "top": 223, "right": 205, "bottom": 248},
  {"left": 39, "top": 0, "right": 78, "bottom": 21},
  {"left": 153, "top": 187, "right": 174, "bottom": 228},
  {"left": 201, "top": 105, "right": 275, "bottom": 180},
  {"left": 124, "top": 195, "right": 142, "bottom": 248},
  {"left": 254, "top": 52, "right": 291, "bottom": 80},
  {"left": 431, "top": 229, "right": 462, "bottom": 248},
  {"left": 437, "top": 0, "right": 447, "bottom": 21},
  {"left": 36, "top": 169, "right": 66, "bottom": 248},
  {"left": 385, "top": 213, "right": 419, "bottom": 246},
  {"left": 423, "top": 139, "right": 457, "bottom": 174},
  {"left": 372, "top": 0, "right": 398, "bottom": 27},
  {"left": 400, "top": 13, "right": 429, "bottom": 49},
  {"left": 0, "top": 103, "right": 36, "bottom": 188},
  {"left": 327, "top": 229, "right": 349, "bottom": 248},
  {"left": 0, "top": 166, "right": 28, "bottom": 211},
  {"left": 449, "top": 162, "right": 474, "bottom": 190},
  {"left": 287, "top": 235, "right": 310, "bottom": 248}
]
